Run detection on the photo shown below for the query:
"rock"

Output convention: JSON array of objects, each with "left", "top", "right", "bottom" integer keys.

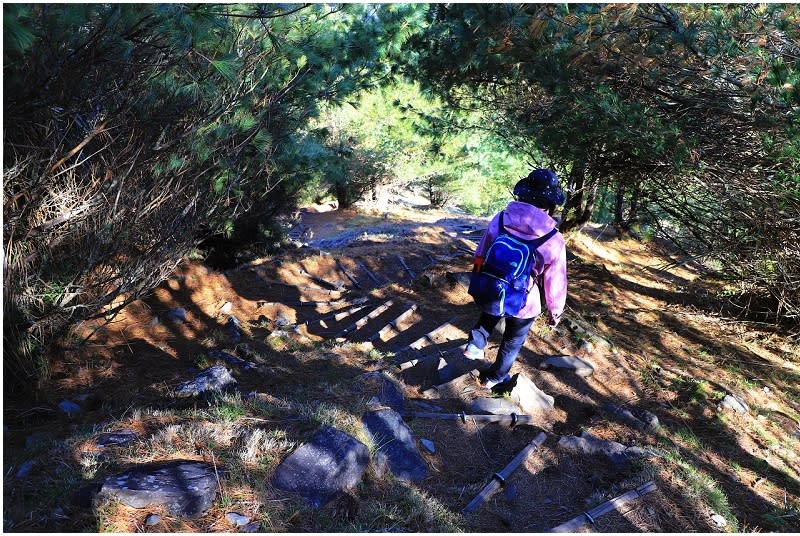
[
  {"left": 220, "top": 301, "right": 233, "bottom": 314},
  {"left": 467, "top": 397, "right": 523, "bottom": 415},
  {"left": 711, "top": 514, "right": 727, "bottom": 527},
  {"left": 420, "top": 439, "right": 436, "bottom": 454},
  {"left": 227, "top": 316, "right": 242, "bottom": 345},
  {"left": 539, "top": 355, "right": 595, "bottom": 377},
  {"left": 362, "top": 409, "right": 429, "bottom": 482},
  {"left": 602, "top": 404, "right": 660, "bottom": 432},
  {"left": 379, "top": 374, "right": 406, "bottom": 413},
  {"left": 95, "top": 429, "right": 138, "bottom": 449},
  {"left": 272, "top": 426, "right": 369, "bottom": 507},
  {"left": 580, "top": 341, "right": 595, "bottom": 354},
  {"left": 508, "top": 374, "right": 555, "bottom": 413},
  {"left": 241, "top": 522, "right": 260, "bottom": 533},
  {"left": 174, "top": 365, "right": 237, "bottom": 397},
  {"left": 557, "top": 432, "right": 655, "bottom": 468},
  {"left": 59, "top": 400, "right": 82, "bottom": 416},
  {"left": 208, "top": 349, "right": 259, "bottom": 372},
  {"left": 15, "top": 460, "right": 35, "bottom": 478},
  {"left": 719, "top": 394, "right": 749, "bottom": 414},
  {"left": 225, "top": 512, "right": 251, "bottom": 527},
  {"left": 98, "top": 460, "right": 217, "bottom": 518},
  {"left": 165, "top": 308, "right": 186, "bottom": 323},
  {"left": 144, "top": 514, "right": 161, "bottom": 526}
]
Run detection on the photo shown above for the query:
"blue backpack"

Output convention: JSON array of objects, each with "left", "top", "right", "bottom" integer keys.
[{"left": 468, "top": 212, "right": 557, "bottom": 317}]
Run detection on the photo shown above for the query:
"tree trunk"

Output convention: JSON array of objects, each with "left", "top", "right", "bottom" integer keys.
[
  {"left": 560, "top": 161, "right": 585, "bottom": 232},
  {"left": 614, "top": 183, "right": 625, "bottom": 227}
]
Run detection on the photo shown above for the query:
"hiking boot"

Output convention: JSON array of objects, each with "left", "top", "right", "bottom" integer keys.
[
  {"left": 481, "top": 377, "right": 502, "bottom": 390},
  {"left": 463, "top": 343, "right": 484, "bottom": 361},
  {"left": 477, "top": 371, "right": 502, "bottom": 390}
]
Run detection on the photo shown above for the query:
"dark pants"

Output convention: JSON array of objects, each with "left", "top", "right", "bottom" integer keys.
[{"left": 468, "top": 312, "right": 535, "bottom": 383}]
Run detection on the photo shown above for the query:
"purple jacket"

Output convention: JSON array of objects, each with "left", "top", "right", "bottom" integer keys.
[{"left": 474, "top": 201, "right": 567, "bottom": 321}]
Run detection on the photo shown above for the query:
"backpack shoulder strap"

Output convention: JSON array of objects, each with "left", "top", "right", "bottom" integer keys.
[{"left": 531, "top": 227, "right": 557, "bottom": 248}]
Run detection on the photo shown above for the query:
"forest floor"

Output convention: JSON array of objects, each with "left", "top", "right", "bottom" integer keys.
[{"left": 4, "top": 197, "right": 800, "bottom": 533}]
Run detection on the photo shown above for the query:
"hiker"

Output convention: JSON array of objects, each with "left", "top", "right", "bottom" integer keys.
[{"left": 464, "top": 168, "right": 568, "bottom": 389}]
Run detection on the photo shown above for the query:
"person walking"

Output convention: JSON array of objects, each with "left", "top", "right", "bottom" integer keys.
[{"left": 464, "top": 168, "right": 568, "bottom": 389}]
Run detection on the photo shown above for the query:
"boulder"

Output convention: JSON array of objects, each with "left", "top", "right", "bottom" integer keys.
[
  {"left": 272, "top": 426, "right": 369, "bottom": 507},
  {"left": 719, "top": 394, "right": 749, "bottom": 414},
  {"left": 174, "top": 365, "right": 237, "bottom": 397},
  {"left": 467, "top": 397, "right": 523, "bottom": 415},
  {"left": 98, "top": 460, "right": 217, "bottom": 518},
  {"left": 362, "top": 409, "right": 429, "bottom": 482},
  {"left": 508, "top": 374, "right": 555, "bottom": 413}
]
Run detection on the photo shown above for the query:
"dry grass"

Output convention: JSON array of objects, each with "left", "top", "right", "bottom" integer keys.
[{"left": 4, "top": 216, "right": 799, "bottom": 533}]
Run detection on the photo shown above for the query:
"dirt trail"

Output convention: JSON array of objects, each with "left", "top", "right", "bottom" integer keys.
[{"left": 4, "top": 203, "right": 799, "bottom": 533}]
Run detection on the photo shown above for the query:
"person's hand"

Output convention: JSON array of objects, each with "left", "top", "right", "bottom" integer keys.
[
  {"left": 473, "top": 256, "right": 484, "bottom": 273},
  {"left": 547, "top": 313, "right": 561, "bottom": 328}
]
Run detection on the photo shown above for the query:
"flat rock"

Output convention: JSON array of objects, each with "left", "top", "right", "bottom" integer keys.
[
  {"left": 98, "top": 460, "right": 217, "bottom": 518},
  {"left": 423, "top": 369, "right": 481, "bottom": 400},
  {"left": 225, "top": 512, "right": 251, "bottom": 526},
  {"left": 272, "top": 426, "right": 369, "bottom": 507},
  {"left": 174, "top": 365, "right": 237, "bottom": 397},
  {"left": 95, "top": 429, "right": 138, "bottom": 448},
  {"left": 601, "top": 404, "right": 660, "bottom": 432},
  {"left": 379, "top": 374, "right": 406, "bottom": 413},
  {"left": 557, "top": 432, "right": 654, "bottom": 468},
  {"left": 420, "top": 438, "right": 436, "bottom": 454},
  {"left": 508, "top": 374, "right": 554, "bottom": 413},
  {"left": 144, "top": 514, "right": 161, "bottom": 526},
  {"left": 467, "top": 397, "right": 523, "bottom": 415},
  {"left": 719, "top": 394, "right": 749, "bottom": 414},
  {"left": 362, "top": 409, "right": 429, "bottom": 482},
  {"left": 539, "top": 355, "right": 595, "bottom": 377}
]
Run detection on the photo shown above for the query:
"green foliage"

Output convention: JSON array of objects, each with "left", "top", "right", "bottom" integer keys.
[
  {"left": 406, "top": 3, "right": 800, "bottom": 321},
  {"left": 3, "top": 3, "right": 428, "bottom": 392},
  {"left": 310, "top": 81, "right": 530, "bottom": 214}
]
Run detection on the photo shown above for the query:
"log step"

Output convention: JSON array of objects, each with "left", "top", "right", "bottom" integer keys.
[
  {"left": 357, "top": 260, "right": 383, "bottom": 286},
  {"left": 304, "top": 303, "right": 371, "bottom": 328},
  {"left": 335, "top": 259, "right": 361, "bottom": 289},
  {"left": 335, "top": 300, "right": 394, "bottom": 339},
  {"left": 368, "top": 303, "right": 418, "bottom": 342},
  {"left": 396, "top": 255, "right": 416, "bottom": 280},
  {"left": 396, "top": 318, "right": 464, "bottom": 353}
]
